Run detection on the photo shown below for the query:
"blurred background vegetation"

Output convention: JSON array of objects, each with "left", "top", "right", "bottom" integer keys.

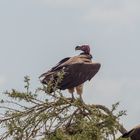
[{"left": 0, "top": 76, "right": 129, "bottom": 140}]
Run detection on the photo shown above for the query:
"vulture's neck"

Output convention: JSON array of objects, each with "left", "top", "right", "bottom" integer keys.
[{"left": 80, "top": 53, "right": 92, "bottom": 60}]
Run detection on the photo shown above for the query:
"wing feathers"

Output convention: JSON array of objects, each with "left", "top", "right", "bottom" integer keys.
[
  {"left": 40, "top": 54, "right": 100, "bottom": 92},
  {"left": 58, "top": 63, "right": 101, "bottom": 89}
]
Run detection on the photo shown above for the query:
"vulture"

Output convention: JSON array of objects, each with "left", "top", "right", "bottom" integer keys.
[
  {"left": 39, "top": 45, "right": 101, "bottom": 100},
  {"left": 121, "top": 125, "right": 140, "bottom": 140}
]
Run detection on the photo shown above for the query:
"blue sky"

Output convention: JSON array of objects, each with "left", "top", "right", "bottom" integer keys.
[{"left": 0, "top": 0, "right": 140, "bottom": 133}]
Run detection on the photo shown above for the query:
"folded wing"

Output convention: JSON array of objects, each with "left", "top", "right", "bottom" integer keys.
[
  {"left": 40, "top": 61, "right": 101, "bottom": 92},
  {"left": 58, "top": 62, "right": 100, "bottom": 89}
]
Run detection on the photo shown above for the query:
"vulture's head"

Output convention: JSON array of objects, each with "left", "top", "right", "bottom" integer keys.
[{"left": 75, "top": 45, "right": 90, "bottom": 54}]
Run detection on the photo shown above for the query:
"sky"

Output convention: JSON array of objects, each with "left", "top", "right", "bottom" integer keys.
[{"left": 0, "top": 0, "right": 140, "bottom": 134}]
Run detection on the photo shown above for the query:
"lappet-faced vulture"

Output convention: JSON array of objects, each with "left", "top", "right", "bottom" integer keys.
[
  {"left": 121, "top": 125, "right": 140, "bottom": 140},
  {"left": 39, "top": 45, "right": 101, "bottom": 100}
]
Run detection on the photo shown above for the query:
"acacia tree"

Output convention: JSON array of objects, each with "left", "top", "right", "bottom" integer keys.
[{"left": 0, "top": 76, "right": 129, "bottom": 140}]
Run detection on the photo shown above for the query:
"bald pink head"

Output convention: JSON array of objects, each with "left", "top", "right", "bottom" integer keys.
[{"left": 75, "top": 45, "right": 90, "bottom": 54}]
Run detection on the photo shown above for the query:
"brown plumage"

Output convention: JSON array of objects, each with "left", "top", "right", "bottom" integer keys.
[
  {"left": 122, "top": 125, "right": 140, "bottom": 140},
  {"left": 39, "top": 45, "right": 101, "bottom": 100}
]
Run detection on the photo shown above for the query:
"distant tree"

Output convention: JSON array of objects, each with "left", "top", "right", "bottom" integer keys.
[{"left": 0, "top": 76, "right": 128, "bottom": 140}]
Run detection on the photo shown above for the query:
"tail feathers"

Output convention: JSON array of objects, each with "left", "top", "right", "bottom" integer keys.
[
  {"left": 39, "top": 71, "right": 53, "bottom": 79},
  {"left": 39, "top": 72, "right": 56, "bottom": 93},
  {"left": 39, "top": 71, "right": 54, "bottom": 83}
]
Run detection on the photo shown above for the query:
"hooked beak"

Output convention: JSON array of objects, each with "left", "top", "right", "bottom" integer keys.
[{"left": 75, "top": 46, "right": 81, "bottom": 51}]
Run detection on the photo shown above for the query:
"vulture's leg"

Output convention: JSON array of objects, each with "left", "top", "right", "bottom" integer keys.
[
  {"left": 79, "top": 94, "right": 83, "bottom": 102},
  {"left": 68, "top": 88, "right": 75, "bottom": 100},
  {"left": 76, "top": 84, "right": 83, "bottom": 101}
]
